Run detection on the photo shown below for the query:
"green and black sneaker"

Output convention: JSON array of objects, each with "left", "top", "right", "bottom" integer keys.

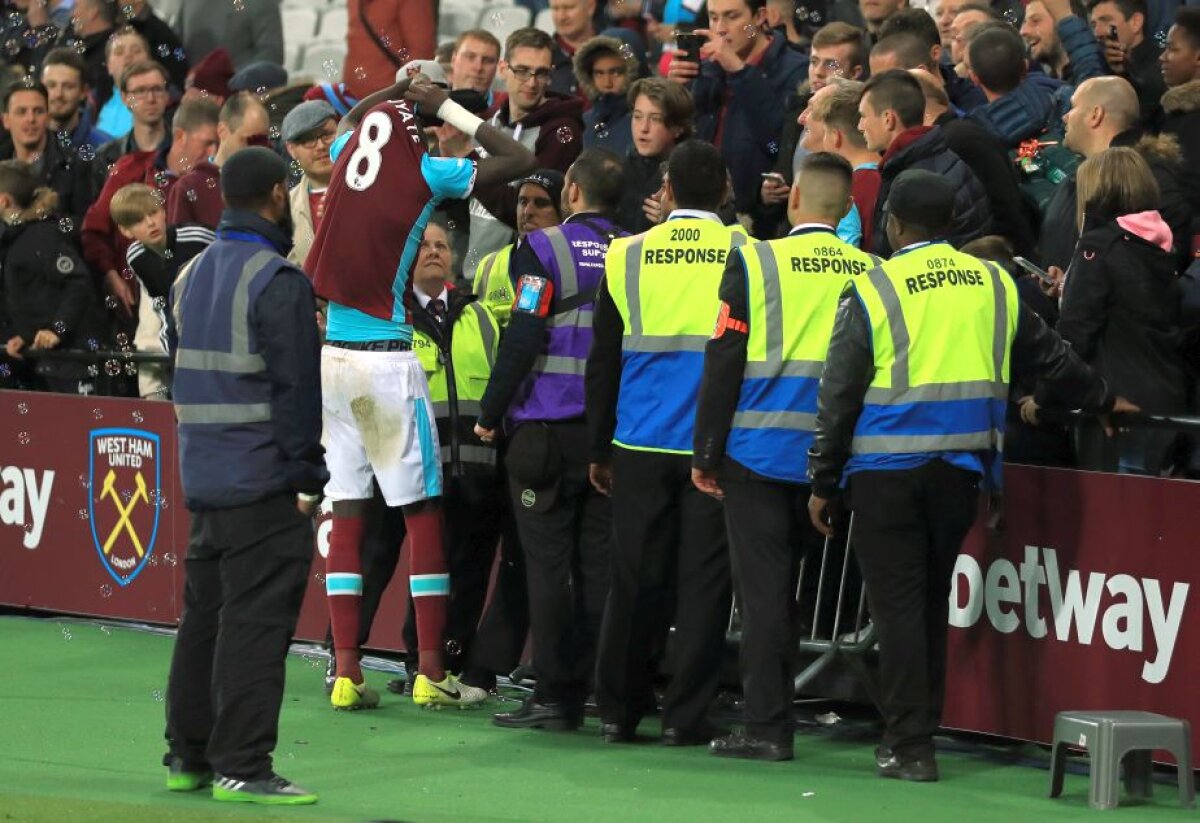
[
  {"left": 212, "top": 773, "right": 318, "bottom": 805},
  {"left": 165, "top": 757, "right": 213, "bottom": 792}
]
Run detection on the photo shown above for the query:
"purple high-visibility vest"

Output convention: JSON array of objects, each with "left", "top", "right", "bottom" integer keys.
[{"left": 508, "top": 214, "right": 624, "bottom": 423}]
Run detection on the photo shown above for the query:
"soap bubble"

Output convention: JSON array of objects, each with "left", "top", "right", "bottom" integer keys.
[
  {"left": 92, "top": 408, "right": 103, "bottom": 420},
  {"left": 556, "top": 126, "right": 574, "bottom": 143},
  {"left": 322, "top": 59, "right": 338, "bottom": 79},
  {"left": 79, "top": 508, "right": 90, "bottom": 520},
  {"left": 104, "top": 295, "right": 118, "bottom": 310},
  {"left": 100, "top": 584, "right": 112, "bottom": 597},
  {"left": 104, "top": 360, "right": 121, "bottom": 376},
  {"left": 17, "top": 402, "right": 29, "bottom": 415},
  {"left": 53, "top": 321, "right": 67, "bottom": 334},
  {"left": 185, "top": 189, "right": 197, "bottom": 202},
  {"left": 132, "top": 410, "right": 144, "bottom": 423},
  {"left": 58, "top": 216, "right": 74, "bottom": 233},
  {"left": 156, "top": 43, "right": 170, "bottom": 58},
  {"left": 17, "top": 431, "right": 29, "bottom": 445}
]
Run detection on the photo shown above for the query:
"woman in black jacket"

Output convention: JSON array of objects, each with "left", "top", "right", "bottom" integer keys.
[
  {"left": 0, "top": 160, "right": 107, "bottom": 394},
  {"left": 1051, "top": 147, "right": 1188, "bottom": 474}
]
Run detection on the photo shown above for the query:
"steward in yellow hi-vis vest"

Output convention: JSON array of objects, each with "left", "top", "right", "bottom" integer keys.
[
  {"left": 722, "top": 227, "right": 880, "bottom": 483},
  {"left": 411, "top": 289, "right": 500, "bottom": 476},
  {"left": 471, "top": 244, "right": 515, "bottom": 327},
  {"left": 807, "top": 169, "right": 1124, "bottom": 781},
  {"left": 691, "top": 152, "right": 880, "bottom": 761},
  {"left": 602, "top": 214, "right": 748, "bottom": 452},
  {"left": 584, "top": 141, "right": 741, "bottom": 743}
]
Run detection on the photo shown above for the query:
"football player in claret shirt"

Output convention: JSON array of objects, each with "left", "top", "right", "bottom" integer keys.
[{"left": 304, "top": 73, "right": 535, "bottom": 710}]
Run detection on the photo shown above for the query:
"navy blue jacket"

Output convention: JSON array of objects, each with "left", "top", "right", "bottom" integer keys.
[
  {"left": 171, "top": 210, "right": 326, "bottom": 510},
  {"left": 690, "top": 35, "right": 808, "bottom": 235}
]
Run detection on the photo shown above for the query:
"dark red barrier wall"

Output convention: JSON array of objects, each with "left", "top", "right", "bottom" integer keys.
[{"left": 2, "top": 390, "right": 1197, "bottom": 753}]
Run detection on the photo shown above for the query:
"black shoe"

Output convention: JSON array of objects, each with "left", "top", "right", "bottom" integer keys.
[
  {"left": 459, "top": 668, "right": 497, "bottom": 692},
  {"left": 600, "top": 722, "right": 637, "bottom": 743},
  {"left": 875, "top": 746, "right": 939, "bottom": 782},
  {"left": 710, "top": 732, "right": 793, "bottom": 762},
  {"left": 386, "top": 678, "right": 409, "bottom": 695},
  {"left": 663, "top": 724, "right": 725, "bottom": 747},
  {"left": 493, "top": 697, "right": 581, "bottom": 731}
]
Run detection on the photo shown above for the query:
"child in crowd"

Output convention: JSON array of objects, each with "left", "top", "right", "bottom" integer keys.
[{"left": 111, "top": 183, "right": 214, "bottom": 399}]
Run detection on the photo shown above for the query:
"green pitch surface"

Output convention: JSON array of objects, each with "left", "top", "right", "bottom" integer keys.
[{"left": 0, "top": 616, "right": 1192, "bottom": 822}]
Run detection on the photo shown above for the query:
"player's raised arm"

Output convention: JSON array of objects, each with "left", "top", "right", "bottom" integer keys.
[
  {"left": 404, "top": 80, "right": 536, "bottom": 187},
  {"left": 337, "top": 75, "right": 420, "bottom": 137}
]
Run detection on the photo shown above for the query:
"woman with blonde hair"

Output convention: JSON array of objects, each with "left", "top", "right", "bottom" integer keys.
[{"left": 1055, "top": 147, "right": 1187, "bottom": 473}]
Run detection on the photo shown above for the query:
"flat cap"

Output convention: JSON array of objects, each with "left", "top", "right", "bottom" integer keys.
[
  {"left": 229, "top": 61, "right": 288, "bottom": 93},
  {"left": 221, "top": 146, "right": 290, "bottom": 201},
  {"left": 282, "top": 100, "right": 337, "bottom": 143},
  {"left": 886, "top": 169, "right": 955, "bottom": 230}
]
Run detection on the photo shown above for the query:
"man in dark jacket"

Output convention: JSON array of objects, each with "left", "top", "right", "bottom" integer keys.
[
  {"left": 1020, "top": 0, "right": 1109, "bottom": 84},
  {"left": 857, "top": 70, "right": 991, "bottom": 255},
  {"left": 967, "top": 26, "right": 1072, "bottom": 149},
  {"left": 467, "top": 28, "right": 585, "bottom": 267},
  {"left": 1041, "top": 76, "right": 1190, "bottom": 268},
  {"left": 667, "top": 0, "right": 807, "bottom": 236},
  {"left": 166, "top": 147, "right": 325, "bottom": 805},
  {"left": 875, "top": 8, "right": 987, "bottom": 112},
  {"left": 806, "top": 169, "right": 1134, "bottom": 782},
  {"left": 1157, "top": 8, "right": 1200, "bottom": 235},
  {"left": 1087, "top": 0, "right": 1166, "bottom": 121},
  {"left": 909, "top": 69, "right": 1036, "bottom": 255},
  {"left": 126, "top": 0, "right": 189, "bottom": 92}
]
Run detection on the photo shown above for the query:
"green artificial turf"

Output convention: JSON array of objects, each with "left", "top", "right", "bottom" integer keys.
[{"left": 0, "top": 616, "right": 1192, "bottom": 822}]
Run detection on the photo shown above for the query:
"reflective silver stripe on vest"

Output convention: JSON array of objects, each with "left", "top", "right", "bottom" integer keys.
[
  {"left": 731, "top": 410, "right": 817, "bottom": 429},
  {"left": 440, "top": 444, "right": 497, "bottom": 467},
  {"left": 175, "top": 249, "right": 276, "bottom": 373},
  {"left": 549, "top": 308, "right": 593, "bottom": 329},
  {"left": 863, "top": 379, "right": 1004, "bottom": 405},
  {"left": 431, "top": 399, "right": 483, "bottom": 418},
  {"left": 759, "top": 244, "right": 786, "bottom": 367},
  {"left": 983, "top": 261, "right": 1009, "bottom": 395},
  {"left": 467, "top": 302, "right": 497, "bottom": 368},
  {"left": 851, "top": 430, "right": 1001, "bottom": 454},
  {"left": 863, "top": 263, "right": 912, "bottom": 390},
  {"left": 532, "top": 355, "right": 588, "bottom": 375},
  {"left": 744, "top": 359, "right": 825, "bottom": 378},
  {"left": 543, "top": 227, "right": 578, "bottom": 297},
  {"left": 473, "top": 250, "right": 499, "bottom": 295},
  {"left": 622, "top": 334, "right": 709, "bottom": 353},
  {"left": 175, "top": 403, "right": 272, "bottom": 425},
  {"left": 624, "top": 237, "right": 645, "bottom": 336}
]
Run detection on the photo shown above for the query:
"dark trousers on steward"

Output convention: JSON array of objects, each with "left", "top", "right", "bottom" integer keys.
[
  {"left": 595, "top": 447, "right": 731, "bottom": 733},
  {"left": 165, "top": 494, "right": 313, "bottom": 780},
  {"left": 721, "top": 469, "right": 824, "bottom": 746},
  {"left": 847, "top": 460, "right": 979, "bottom": 759},
  {"left": 509, "top": 420, "right": 611, "bottom": 706}
]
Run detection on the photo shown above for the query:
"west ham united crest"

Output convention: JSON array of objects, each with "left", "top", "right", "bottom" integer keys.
[{"left": 88, "top": 428, "right": 162, "bottom": 586}]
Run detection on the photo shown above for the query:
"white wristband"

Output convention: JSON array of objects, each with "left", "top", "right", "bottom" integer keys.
[{"left": 436, "top": 99, "right": 483, "bottom": 137}]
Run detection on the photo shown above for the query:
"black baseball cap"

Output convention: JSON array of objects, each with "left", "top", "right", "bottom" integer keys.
[
  {"left": 886, "top": 169, "right": 955, "bottom": 230},
  {"left": 514, "top": 169, "right": 565, "bottom": 217}
]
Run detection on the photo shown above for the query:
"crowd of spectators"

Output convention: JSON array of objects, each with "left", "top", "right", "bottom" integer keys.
[{"left": 1, "top": 0, "right": 1199, "bottom": 475}]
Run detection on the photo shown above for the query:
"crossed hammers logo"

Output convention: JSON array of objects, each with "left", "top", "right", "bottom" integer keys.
[{"left": 99, "top": 469, "right": 149, "bottom": 558}]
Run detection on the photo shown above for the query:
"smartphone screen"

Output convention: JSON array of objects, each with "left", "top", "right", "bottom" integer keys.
[
  {"left": 675, "top": 33, "right": 703, "bottom": 63},
  {"left": 1013, "top": 256, "right": 1056, "bottom": 285}
]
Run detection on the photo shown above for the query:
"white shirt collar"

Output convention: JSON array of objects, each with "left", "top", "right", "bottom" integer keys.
[
  {"left": 415, "top": 285, "right": 449, "bottom": 309},
  {"left": 667, "top": 208, "right": 723, "bottom": 223},
  {"left": 789, "top": 222, "right": 836, "bottom": 234}
]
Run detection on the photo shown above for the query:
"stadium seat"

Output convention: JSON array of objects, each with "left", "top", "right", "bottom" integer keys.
[
  {"left": 282, "top": 0, "right": 328, "bottom": 8},
  {"left": 282, "top": 7, "right": 320, "bottom": 49},
  {"left": 438, "top": 9, "right": 476, "bottom": 41},
  {"left": 299, "top": 42, "right": 347, "bottom": 81},
  {"left": 316, "top": 7, "right": 349, "bottom": 44},
  {"left": 534, "top": 8, "right": 554, "bottom": 34}
]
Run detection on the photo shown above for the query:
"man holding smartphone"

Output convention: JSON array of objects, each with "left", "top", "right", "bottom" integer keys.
[{"left": 666, "top": 0, "right": 806, "bottom": 236}]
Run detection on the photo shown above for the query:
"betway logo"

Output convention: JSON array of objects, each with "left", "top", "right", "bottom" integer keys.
[
  {"left": 949, "top": 546, "right": 1189, "bottom": 685},
  {"left": 0, "top": 466, "right": 54, "bottom": 549}
]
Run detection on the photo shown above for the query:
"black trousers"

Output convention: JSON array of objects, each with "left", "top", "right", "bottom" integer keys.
[
  {"left": 165, "top": 494, "right": 313, "bottom": 779},
  {"left": 847, "top": 461, "right": 979, "bottom": 759},
  {"left": 722, "top": 473, "right": 824, "bottom": 746},
  {"left": 595, "top": 447, "right": 731, "bottom": 732},
  {"left": 509, "top": 420, "right": 611, "bottom": 705}
]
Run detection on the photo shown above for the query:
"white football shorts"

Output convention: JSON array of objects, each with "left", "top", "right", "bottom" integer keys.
[{"left": 320, "top": 346, "right": 443, "bottom": 507}]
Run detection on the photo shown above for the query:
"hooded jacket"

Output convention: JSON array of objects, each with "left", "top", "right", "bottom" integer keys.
[
  {"left": 575, "top": 36, "right": 640, "bottom": 157},
  {"left": 1158, "top": 80, "right": 1200, "bottom": 237},
  {"left": 1056, "top": 210, "right": 1187, "bottom": 417},
  {"left": 872, "top": 126, "right": 992, "bottom": 256},
  {"left": 467, "top": 92, "right": 585, "bottom": 263},
  {"left": 1037, "top": 130, "right": 1191, "bottom": 270}
]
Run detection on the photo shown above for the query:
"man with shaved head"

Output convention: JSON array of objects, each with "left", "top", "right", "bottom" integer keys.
[{"left": 1040, "top": 75, "right": 1191, "bottom": 268}]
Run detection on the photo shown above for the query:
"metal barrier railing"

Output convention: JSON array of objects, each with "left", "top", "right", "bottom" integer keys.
[
  {"left": 723, "top": 409, "right": 1200, "bottom": 706},
  {"left": 14, "top": 349, "right": 171, "bottom": 396}
]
